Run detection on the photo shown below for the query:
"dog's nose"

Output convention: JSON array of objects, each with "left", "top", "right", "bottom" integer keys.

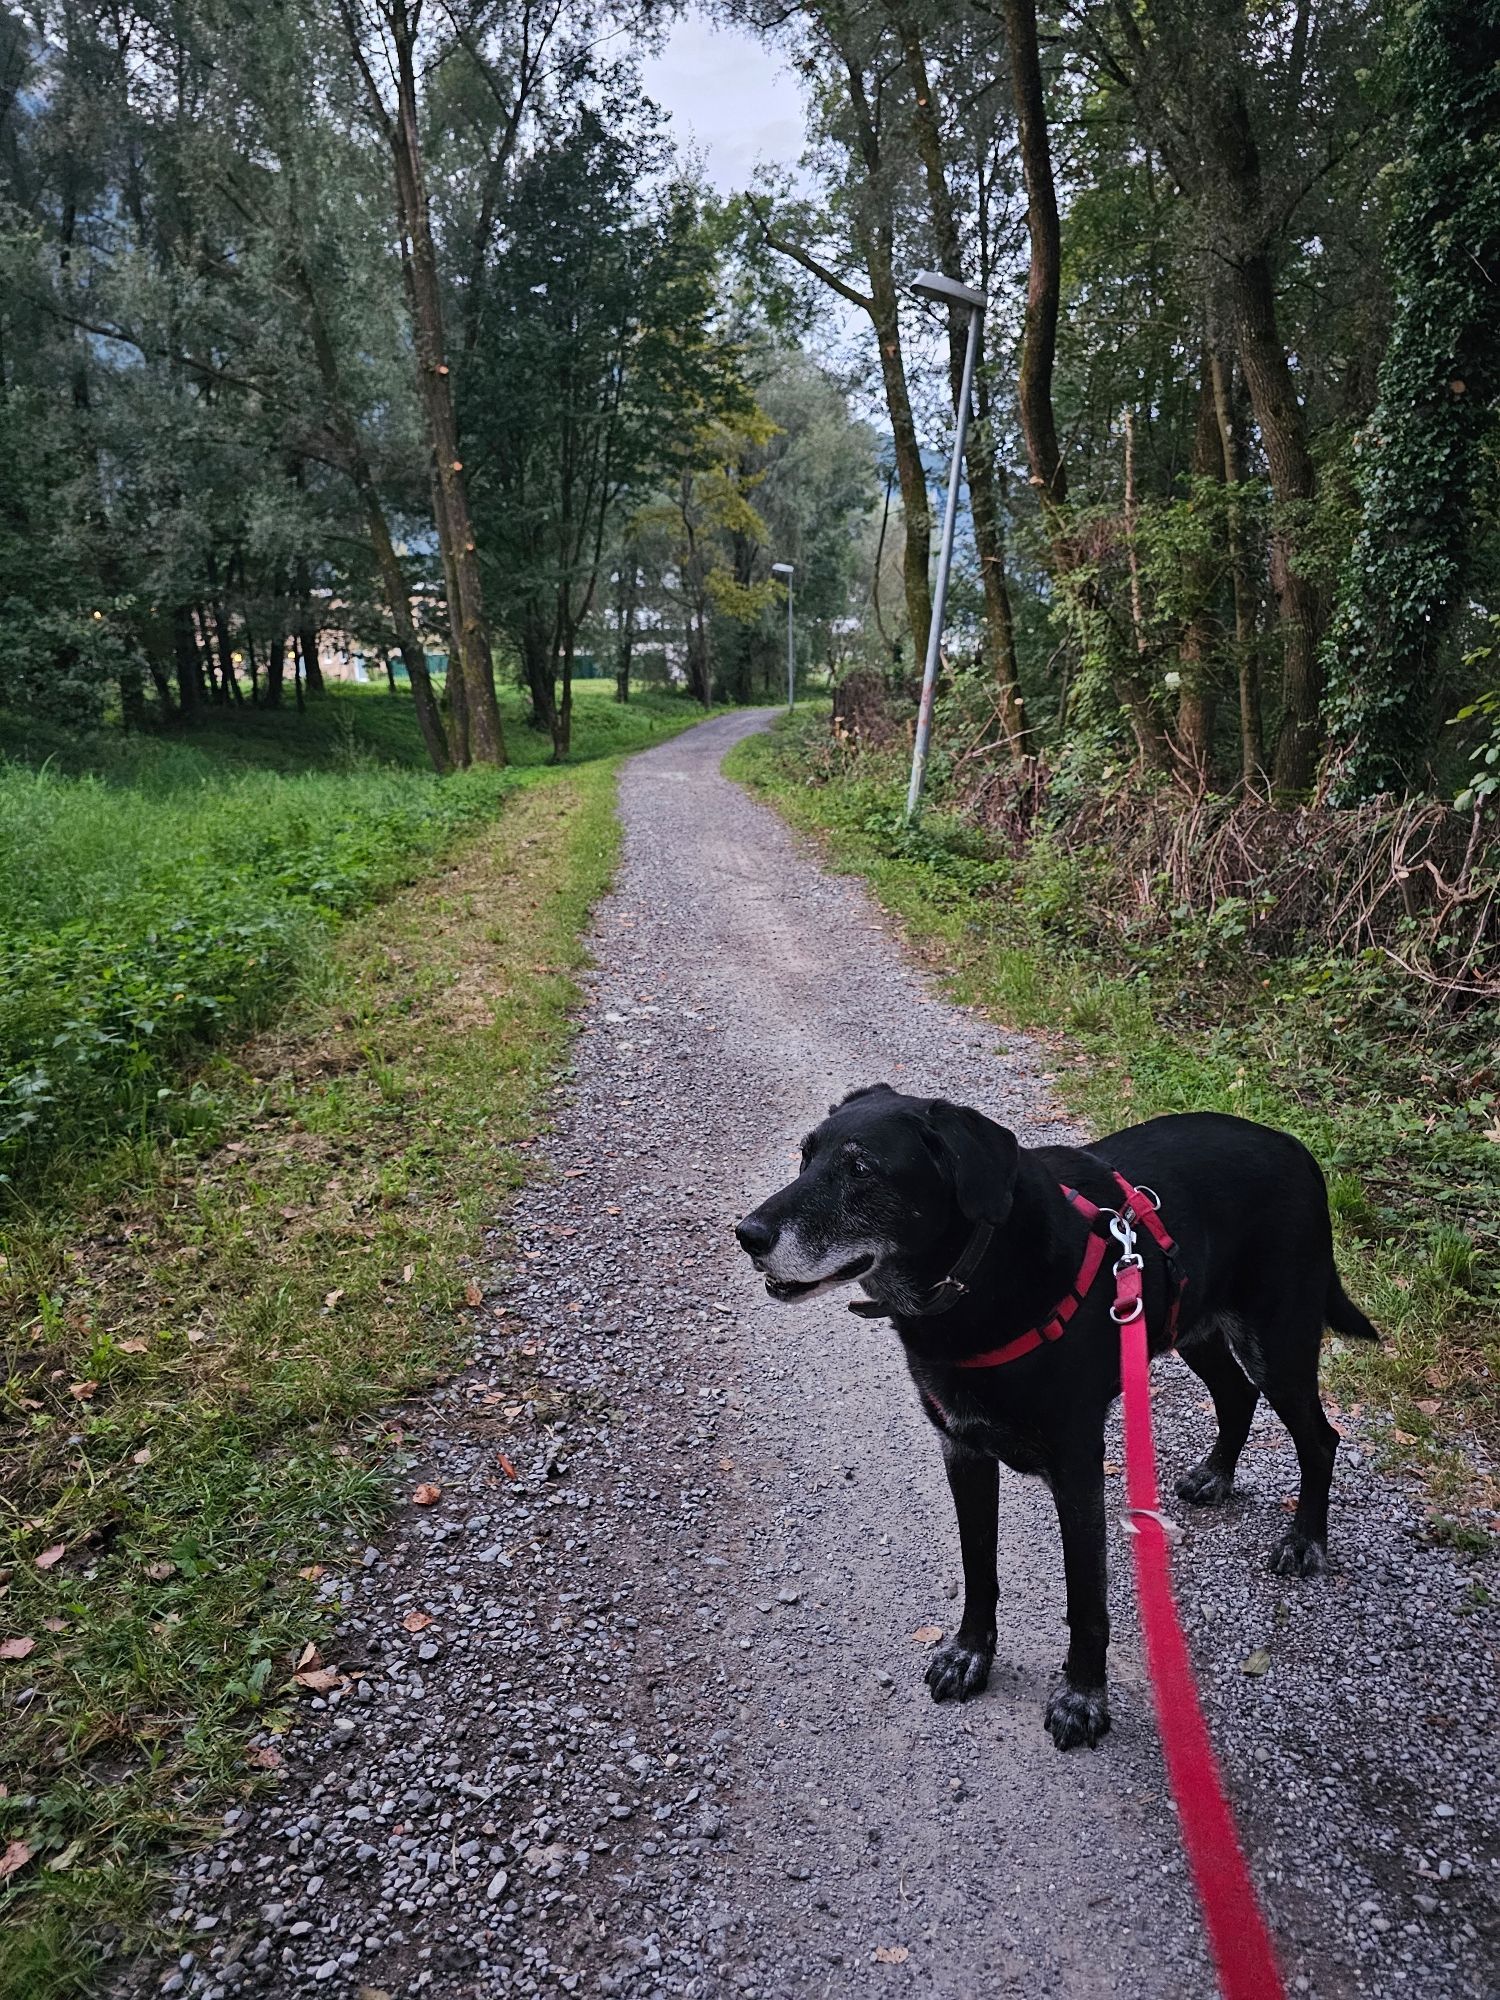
[{"left": 735, "top": 1214, "right": 776, "bottom": 1258}]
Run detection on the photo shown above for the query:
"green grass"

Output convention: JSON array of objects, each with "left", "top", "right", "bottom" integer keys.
[
  {"left": 0, "top": 737, "right": 683, "bottom": 1994},
  {"left": 727, "top": 711, "right": 1500, "bottom": 1522},
  {"left": 0, "top": 682, "right": 711, "bottom": 1194}
]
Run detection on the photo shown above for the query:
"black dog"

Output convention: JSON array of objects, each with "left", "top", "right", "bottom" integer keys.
[{"left": 734, "top": 1087, "right": 1378, "bottom": 1750}]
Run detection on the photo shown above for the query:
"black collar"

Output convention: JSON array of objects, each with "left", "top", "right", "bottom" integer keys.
[{"left": 848, "top": 1218, "right": 995, "bottom": 1320}]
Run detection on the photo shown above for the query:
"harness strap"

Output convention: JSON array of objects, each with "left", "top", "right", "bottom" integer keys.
[{"left": 955, "top": 1171, "right": 1185, "bottom": 1372}]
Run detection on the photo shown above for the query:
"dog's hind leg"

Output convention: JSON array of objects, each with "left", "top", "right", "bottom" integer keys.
[
  {"left": 1259, "top": 1362, "right": 1339, "bottom": 1578},
  {"left": 1175, "top": 1321, "right": 1259, "bottom": 1507},
  {"left": 925, "top": 1446, "right": 998, "bottom": 1702}
]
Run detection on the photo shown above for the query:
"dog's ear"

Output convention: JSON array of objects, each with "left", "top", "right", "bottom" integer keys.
[
  {"left": 830, "top": 1081, "right": 896, "bottom": 1115},
  {"left": 921, "top": 1099, "right": 1019, "bottom": 1226}
]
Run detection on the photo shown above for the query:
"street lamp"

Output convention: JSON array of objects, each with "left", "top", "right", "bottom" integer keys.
[
  {"left": 771, "top": 561, "right": 795, "bottom": 710},
  {"left": 904, "top": 269, "right": 986, "bottom": 822}
]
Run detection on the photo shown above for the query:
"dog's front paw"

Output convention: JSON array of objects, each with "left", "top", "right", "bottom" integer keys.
[
  {"left": 1044, "top": 1684, "right": 1110, "bottom": 1751},
  {"left": 1266, "top": 1529, "right": 1326, "bottom": 1578},
  {"left": 925, "top": 1635, "right": 994, "bottom": 1703},
  {"left": 1175, "top": 1458, "right": 1235, "bottom": 1507}
]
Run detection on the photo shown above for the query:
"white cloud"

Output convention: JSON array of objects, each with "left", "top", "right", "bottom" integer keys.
[{"left": 642, "top": 13, "right": 807, "bottom": 196}]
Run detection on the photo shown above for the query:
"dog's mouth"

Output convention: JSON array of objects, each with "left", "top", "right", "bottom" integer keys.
[{"left": 762, "top": 1253, "right": 873, "bottom": 1303}]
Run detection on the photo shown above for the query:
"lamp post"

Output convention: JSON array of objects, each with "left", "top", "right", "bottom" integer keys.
[
  {"left": 771, "top": 561, "right": 795, "bottom": 710},
  {"left": 904, "top": 269, "right": 986, "bottom": 822}
]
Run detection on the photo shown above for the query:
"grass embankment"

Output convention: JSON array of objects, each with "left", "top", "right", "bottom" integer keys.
[
  {"left": 0, "top": 685, "right": 706, "bottom": 1994},
  {"left": 728, "top": 713, "right": 1500, "bottom": 1529},
  {"left": 1, "top": 682, "right": 701, "bottom": 1196}
]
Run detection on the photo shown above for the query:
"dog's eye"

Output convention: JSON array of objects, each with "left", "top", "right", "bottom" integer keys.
[{"left": 848, "top": 1153, "right": 871, "bottom": 1178}]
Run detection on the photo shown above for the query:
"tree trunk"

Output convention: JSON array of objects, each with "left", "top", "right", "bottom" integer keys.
[
  {"left": 388, "top": 2, "right": 506, "bottom": 765},
  {"left": 892, "top": 5, "right": 1025, "bottom": 753},
  {"left": 521, "top": 618, "right": 557, "bottom": 738},
  {"left": 1000, "top": 0, "right": 1067, "bottom": 509},
  {"left": 173, "top": 602, "right": 203, "bottom": 718},
  {"left": 358, "top": 484, "right": 451, "bottom": 774},
  {"left": 294, "top": 556, "right": 325, "bottom": 695},
  {"left": 614, "top": 557, "right": 637, "bottom": 703},
  {"left": 265, "top": 620, "right": 287, "bottom": 710},
  {"left": 427, "top": 458, "right": 471, "bottom": 766},
  {"left": 1210, "top": 351, "right": 1265, "bottom": 789},
  {"left": 1173, "top": 368, "right": 1225, "bottom": 787}
]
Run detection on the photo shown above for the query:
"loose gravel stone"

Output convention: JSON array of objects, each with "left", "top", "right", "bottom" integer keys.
[{"left": 112, "top": 712, "right": 1499, "bottom": 1998}]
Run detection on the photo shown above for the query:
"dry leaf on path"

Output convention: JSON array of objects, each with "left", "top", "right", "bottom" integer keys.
[
  {"left": 68, "top": 1381, "right": 98, "bottom": 1400},
  {"left": 144, "top": 1561, "right": 176, "bottom": 1583},
  {"left": 117, "top": 1338, "right": 149, "bottom": 1354},
  {"left": 0, "top": 1840, "right": 32, "bottom": 1882},
  {"left": 412, "top": 1483, "right": 442, "bottom": 1506},
  {"left": 35, "top": 1544, "right": 66, "bottom": 1571},
  {"left": 293, "top": 1667, "right": 342, "bottom": 1692},
  {"left": 911, "top": 1625, "right": 943, "bottom": 1646},
  {"left": 402, "top": 1264, "right": 415, "bottom": 1284},
  {"left": 464, "top": 1280, "right": 484, "bottom": 1307},
  {"left": 402, "top": 1611, "right": 433, "bottom": 1633},
  {"left": 298, "top": 1564, "right": 325, "bottom": 1582},
  {"left": 496, "top": 1454, "right": 517, "bottom": 1480},
  {"left": 873, "top": 1945, "right": 910, "bottom": 1964},
  {"left": 248, "top": 1746, "right": 283, "bottom": 1770},
  {"left": 296, "top": 1642, "right": 323, "bottom": 1671},
  {"left": 324, "top": 1289, "right": 344, "bottom": 1309},
  {"left": 0, "top": 1636, "right": 36, "bottom": 1661},
  {"left": 1241, "top": 1649, "right": 1272, "bottom": 1677}
]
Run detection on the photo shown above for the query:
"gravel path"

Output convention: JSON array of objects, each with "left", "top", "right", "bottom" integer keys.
[{"left": 138, "top": 711, "right": 1498, "bottom": 2000}]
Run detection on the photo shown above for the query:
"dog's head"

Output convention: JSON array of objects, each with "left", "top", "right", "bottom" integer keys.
[{"left": 734, "top": 1083, "right": 1019, "bottom": 1308}]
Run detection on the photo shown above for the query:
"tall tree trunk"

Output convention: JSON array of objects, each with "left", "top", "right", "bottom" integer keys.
[
  {"left": 265, "top": 614, "right": 287, "bottom": 710},
  {"left": 294, "top": 554, "right": 325, "bottom": 695},
  {"left": 1210, "top": 351, "right": 1265, "bottom": 789},
  {"left": 614, "top": 556, "right": 637, "bottom": 703},
  {"left": 891, "top": 5, "right": 1025, "bottom": 753},
  {"left": 1000, "top": 0, "right": 1067, "bottom": 509},
  {"left": 865, "top": 248, "right": 933, "bottom": 670},
  {"left": 387, "top": 2, "right": 506, "bottom": 765},
  {"left": 427, "top": 458, "right": 471, "bottom": 766},
  {"left": 358, "top": 485, "right": 451, "bottom": 773},
  {"left": 173, "top": 602, "right": 202, "bottom": 718},
  {"left": 1227, "top": 247, "right": 1322, "bottom": 793},
  {"left": 1173, "top": 368, "right": 1225, "bottom": 786}
]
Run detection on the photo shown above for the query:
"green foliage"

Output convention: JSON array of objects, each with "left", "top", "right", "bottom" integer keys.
[
  {"left": 1323, "top": 0, "right": 1500, "bottom": 800},
  {"left": 0, "top": 684, "right": 702, "bottom": 1194}
]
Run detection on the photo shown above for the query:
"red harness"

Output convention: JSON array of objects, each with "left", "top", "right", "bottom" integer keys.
[{"left": 954, "top": 1173, "right": 1186, "bottom": 1371}]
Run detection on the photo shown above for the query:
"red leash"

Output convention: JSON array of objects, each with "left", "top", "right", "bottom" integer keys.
[{"left": 1110, "top": 1192, "right": 1286, "bottom": 2000}]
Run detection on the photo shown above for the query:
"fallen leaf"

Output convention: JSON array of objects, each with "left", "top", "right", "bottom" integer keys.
[
  {"left": 324, "top": 1289, "right": 344, "bottom": 1309},
  {"left": 0, "top": 1840, "right": 32, "bottom": 1882},
  {"left": 296, "top": 1642, "right": 323, "bottom": 1671},
  {"left": 911, "top": 1625, "right": 943, "bottom": 1646},
  {"left": 47, "top": 1840, "right": 81, "bottom": 1872},
  {"left": 132, "top": 1446, "right": 153, "bottom": 1466},
  {"left": 1392, "top": 1428, "right": 1418, "bottom": 1445},
  {"left": 359, "top": 1987, "right": 393, "bottom": 2000},
  {"left": 0, "top": 1636, "right": 36, "bottom": 1661},
  {"left": 35, "top": 1544, "right": 66, "bottom": 1571},
  {"left": 117, "top": 1338, "right": 149, "bottom": 1354},
  {"left": 1415, "top": 1399, "right": 1440, "bottom": 1417},
  {"left": 248, "top": 1745, "right": 283, "bottom": 1770},
  {"left": 293, "top": 1667, "right": 342, "bottom": 1692},
  {"left": 718, "top": 1458, "right": 734, "bottom": 1472},
  {"left": 401, "top": 1264, "right": 415, "bottom": 1284},
  {"left": 412, "top": 1483, "right": 442, "bottom": 1506},
  {"left": 873, "top": 1945, "right": 910, "bottom": 1964},
  {"left": 144, "top": 1560, "right": 177, "bottom": 1583},
  {"left": 42, "top": 1617, "right": 67, "bottom": 1633},
  {"left": 298, "top": 1564, "right": 325, "bottom": 1582},
  {"left": 68, "top": 1380, "right": 98, "bottom": 1400},
  {"left": 464, "top": 1280, "right": 484, "bottom": 1307},
  {"left": 1241, "top": 1649, "right": 1272, "bottom": 1677},
  {"left": 496, "top": 1454, "right": 517, "bottom": 1480},
  {"left": 402, "top": 1611, "right": 433, "bottom": 1634}
]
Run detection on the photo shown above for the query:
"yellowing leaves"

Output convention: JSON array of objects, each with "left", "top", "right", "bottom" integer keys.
[{"left": 411, "top": 1483, "right": 442, "bottom": 1506}]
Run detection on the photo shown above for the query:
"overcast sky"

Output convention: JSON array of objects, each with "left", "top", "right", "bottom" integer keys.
[{"left": 641, "top": 12, "right": 808, "bottom": 196}]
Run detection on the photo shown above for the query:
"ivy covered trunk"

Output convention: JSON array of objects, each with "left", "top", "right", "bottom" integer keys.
[{"left": 1322, "top": 0, "right": 1500, "bottom": 801}]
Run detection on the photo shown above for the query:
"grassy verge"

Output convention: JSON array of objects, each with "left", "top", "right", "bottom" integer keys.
[
  {"left": 1, "top": 682, "right": 709, "bottom": 1193},
  {"left": 0, "top": 716, "right": 692, "bottom": 1994},
  {"left": 727, "top": 713, "right": 1500, "bottom": 1533}
]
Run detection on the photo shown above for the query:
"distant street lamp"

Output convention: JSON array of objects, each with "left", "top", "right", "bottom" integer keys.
[
  {"left": 771, "top": 561, "right": 796, "bottom": 710},
  {"left": 904, "top": 269, "right": 986, "bottom": 822}
]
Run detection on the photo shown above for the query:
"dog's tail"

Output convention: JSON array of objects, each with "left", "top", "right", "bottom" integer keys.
[{"left": 1327, "top": 1271, "right": 1380, "bottom": 1343}]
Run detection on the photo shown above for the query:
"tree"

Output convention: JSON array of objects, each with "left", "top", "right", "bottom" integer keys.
[{"left": 1323, "top": 0, "right": 1500, "bottom": 800}]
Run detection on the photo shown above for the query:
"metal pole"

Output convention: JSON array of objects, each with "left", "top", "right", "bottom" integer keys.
[
  {"left": 904, "top": 300, "right": 981, "bottom": 823},
  {"left": 786, "top": 570, "right": 795, "bottom": 710}
]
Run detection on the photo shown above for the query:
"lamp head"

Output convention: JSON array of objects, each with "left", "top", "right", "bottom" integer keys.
[
  {"left": 771, "top": 562, "right": 794, "bottom": 577},
  {"left": 909, "top": 269, "right": 986, "bottom": 312}
]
